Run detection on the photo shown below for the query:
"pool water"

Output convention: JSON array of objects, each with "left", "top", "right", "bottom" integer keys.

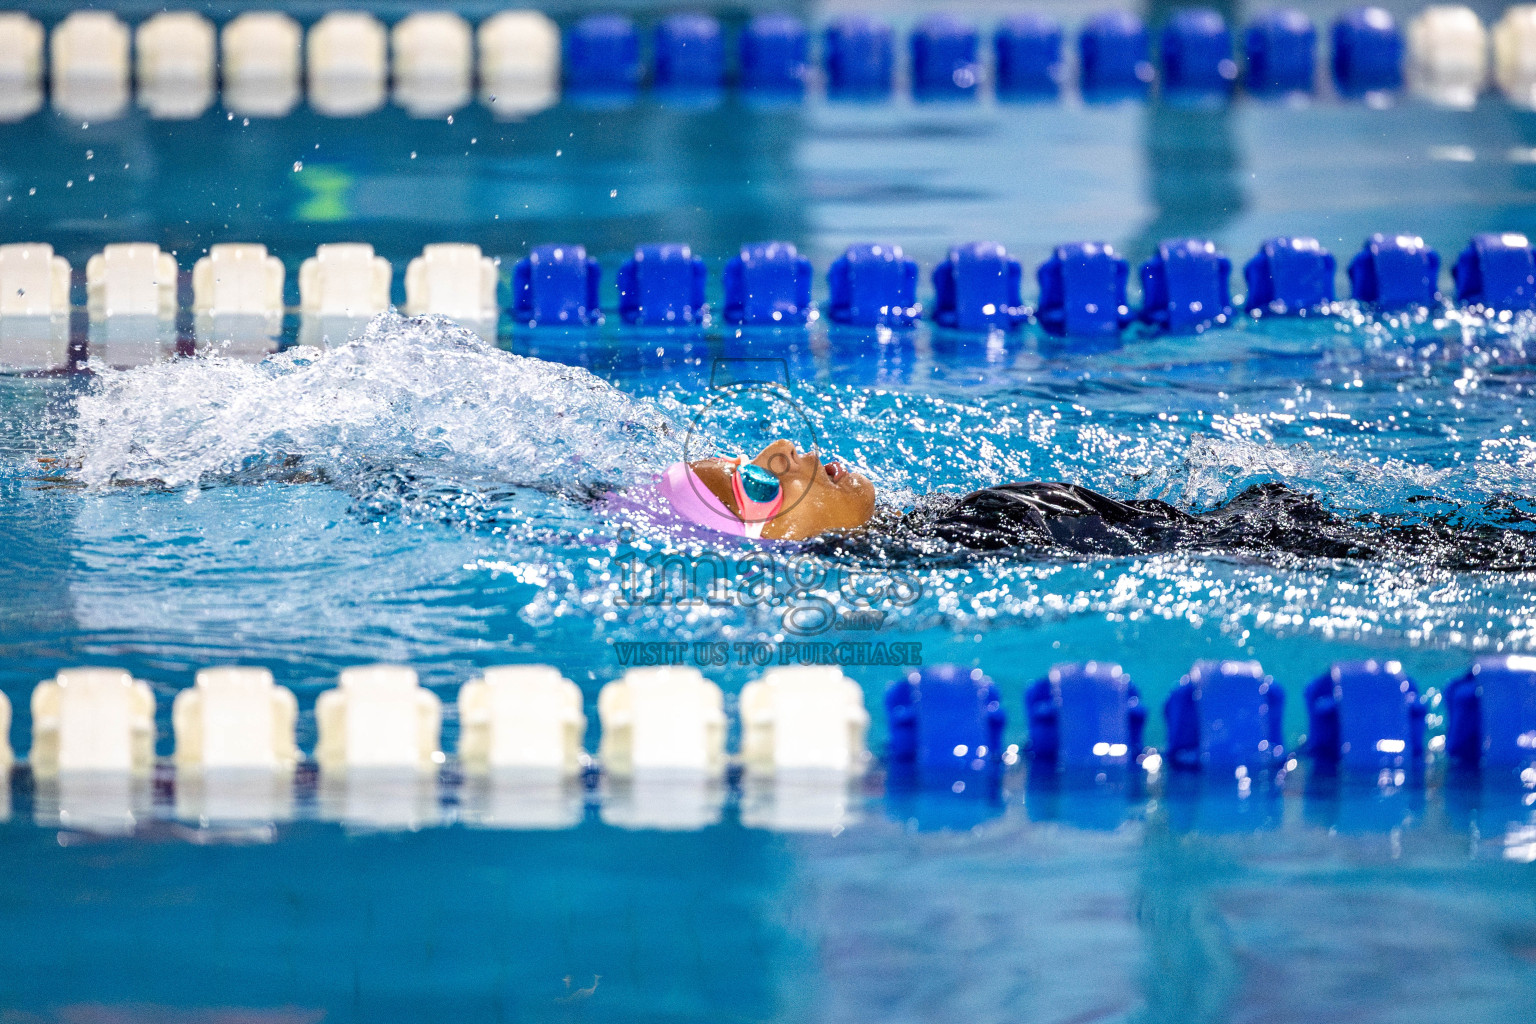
[
  {"left": 3, "top": 0, "right": 1536, "bottom": 1020},
  {"left": 0, "top": 788, "right": 1533, "bottom": 1024}
]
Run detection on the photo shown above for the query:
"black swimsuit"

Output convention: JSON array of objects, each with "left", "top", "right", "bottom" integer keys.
[
  {"left": 919, "top": 481, "right": 1194, "bottom": 555},
  {"left": 844, "top": 481, "right": 1536, "bottom": 571}
]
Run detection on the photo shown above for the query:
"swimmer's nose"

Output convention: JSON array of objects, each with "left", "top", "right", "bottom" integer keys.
[{"left": 755, "top": 438, "right": 803, "bottom": 477}]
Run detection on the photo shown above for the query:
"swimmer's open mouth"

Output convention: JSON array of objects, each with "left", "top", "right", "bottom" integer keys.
[{"left": 825, "top": 461, "right": 847, "bottom": 482}]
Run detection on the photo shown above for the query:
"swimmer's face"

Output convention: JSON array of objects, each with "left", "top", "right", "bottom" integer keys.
[
  {"left": 748, "top": 439, "right": 876, "bottom": 540},
  {"left": 690, "top": 439, "right": 876, "bottom": 540}
]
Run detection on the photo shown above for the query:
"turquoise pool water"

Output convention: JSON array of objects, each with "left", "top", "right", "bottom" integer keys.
[{"left": 4, "top": 0, "right": 1536, "bottom": 1020}]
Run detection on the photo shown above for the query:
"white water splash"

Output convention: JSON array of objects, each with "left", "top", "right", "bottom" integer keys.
[
  {"left": 70, "top": 312, "right": 677, "bottom": 491},
  {"left": 1147, "top": 434, "right": 1455, "bottom": 509}
]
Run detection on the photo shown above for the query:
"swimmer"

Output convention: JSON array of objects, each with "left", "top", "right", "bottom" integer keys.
[{"left": 663, "top": 439, "right": 1536, "bottom": 571}]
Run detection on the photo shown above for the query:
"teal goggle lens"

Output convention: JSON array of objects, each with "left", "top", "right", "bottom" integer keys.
[{"left": 739, "top": 463, "right": 781, "bottom": 503}]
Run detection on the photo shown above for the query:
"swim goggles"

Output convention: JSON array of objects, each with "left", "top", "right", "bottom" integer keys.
[{"left": 729, "top": 456, "right": 784, "bottom": 536}]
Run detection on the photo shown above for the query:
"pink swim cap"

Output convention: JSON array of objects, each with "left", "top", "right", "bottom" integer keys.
[{"left": 657, "top": 462, "right": 761, "bottom": 538}]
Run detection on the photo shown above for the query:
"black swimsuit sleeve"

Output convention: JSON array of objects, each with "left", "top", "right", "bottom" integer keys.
[{"left": 923, "top": 482, "right": 1192, "bottom": 553}]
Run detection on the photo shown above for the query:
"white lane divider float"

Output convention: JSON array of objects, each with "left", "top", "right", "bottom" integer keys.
[
  {"left": 308, "top": 11, "right": 388, "bottom": 117},
  {"left": 598, "top": 666, "right": 727, "bottom": 775},
  {"left": 598, "top": 667, "right": 728, "bottom": 830},
  {"left": 0, "top": 690, "right": 8, "bottom": 822},
  {"left": 30, "top": 668, "right": 156, "bottom": 776},
  {"left": 86, "top": 242, "right": 178, "bottom": 320},
  {"left": 136, "top": 11, "right": 216, "bottom": 120},
  {"left": 404, "top": 243, "right": 500, "bottom": 326},
  {"left": 222, "top": 11, "right": 303, "bottom": 118},
  {"left": 192, "top": 243, "right": 286, "bottom": 318},
  {"left": 479, "top": 10, "right": 562, "bottom": 117},
  {"left": 30, "top": 668, "right": 156, "bottom": 832},
  {"left": 50, "top": 10, "right": 131, "bottom": 120},
  {"left": 84, "top": 242, "right": 180, "bottom": 367},
  {"left": 393, "top": 11, "right": 474, "bottom": 117},
  {"left": 172, "top": 667, "right": 300, "bottom": 826},
  {"left": 316, "top": 664, "right": 443, "bottom": 772},
  {"left": 738, "top": 666, "right": 870, "bottom": 832},
  {"left": 0, "top": 243, "right": 71, "bottom": 373},
  {"left": 192, "top": 242, "right": 288, "bottom": 356},
  {"left": 1408, "top": 5, "right": 1489, "bottom": 108},
  {"left": 740, "top": 666, "right": 870, "bottom": 775},
  {"left": 315, "top": 664, "right": 444, "bottom": 829},
  {"left": 172, "top": 667, "right": 300, "bottom": 771},
  {"left": 299, "top": 243, "right": 392, "bottom": 318},
  {"left": 458, "top": 665, "right": 588, "bottom": 828},
  {"left": 298, "top": 242, "right": 394, "bottom": 347},
  {"left": 0, "top": 12, "right": 44, "bottom": 121},
  {"left": 0, "top": 243, "right": 71, "bottom": 317},
  {"left": 459, "top": 664, "right": 587, "bottom": 775},
  {"left": 1495, "top": 5, "right": 1536, "bottom": 106},
  {"left": 0, "top": 689, "right": 12, "bottom": 774}
]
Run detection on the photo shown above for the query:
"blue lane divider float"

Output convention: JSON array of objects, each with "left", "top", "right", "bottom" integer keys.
[
  {"left": 1025, "top": 661, "right": 1146, "bottom": 768},
  {"left": 1442, "top": 655, "right": 1536, "bottom": 769},
  {"left": 1452, "top": 232, "right": 1536, "bottom": 311},
  {"left": 994, "top": 14, "right": 1064, "bottom": 97},
  {"left": 911, "top": 13, "right": 981, "bottom": 98},
  {"left": 1160, "top": 8, "right": 1239, "bottom": 97},
  {"left": 885, "top": 665, "right": 1007, "bottom": 778},
  {"left": 1140, "top": 238, "right": 1234, "bottom": 332},
  {"left": 827, "top": 243, "right": 921, "bottom": 327},
  {"left": 654, "top": 13, "right": 724, "bottom": 92},
  {"left": 739, "top": 13, "right": 809, "bottom": 95},
  {"left": 565, "top": 13, "right": 641, "bottom": 95},
  {"left": 824, "top": 15, "right": 894, "bottom": 98},
  {"left": 1347, "top": 233, "right": 1440, "bottom": 308},
  {"left": 1304, "top": 659, "right": 1427, "bottom": 771},
  {"left": 1332, "top": 4, "right": 1405, "bottom": 97},
  {"left": 1079, "top": 10, "right": 1155, "bottom": 98},
  {"left": 511, "top": 243, "right": 602, "bottom": 326},
  {"left": 616, "top": 243, "right": 707, "bottom": 325},
  {"left": 1036, "top": 242, "right": 1133, "bottom": 337},
  {"left": 1244, "top": 236, "right": 1338, "bottom": 315},
  {"left": 1164, "top": 660, "right": 1285, "bottom": 770},
  {"left": 1245, "top": 7, "right": 1319, "bottom": 95},
  {"left": 723, "top": 241, "right": 813, "bottom": 325},
  {"left": 930, "top": 241, "right": 1029, "bottom": 332}
]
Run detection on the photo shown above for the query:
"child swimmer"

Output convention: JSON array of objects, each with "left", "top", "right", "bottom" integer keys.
[{"left": 663, "top": 439, "right": 1536, "bottom": 571}]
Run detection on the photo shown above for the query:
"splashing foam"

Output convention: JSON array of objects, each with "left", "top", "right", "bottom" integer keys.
[
  {"left": 70, "top": 313, "right": 677, "bottom": 493},
  {"left": 1147, "top": 434, "right": 1455, "bottom": 510}
]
